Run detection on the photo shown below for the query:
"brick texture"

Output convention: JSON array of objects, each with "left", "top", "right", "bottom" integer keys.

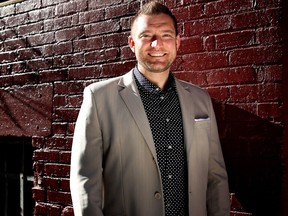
[{"left": 0, "top": 0, "right": 286, "bottom": 215}]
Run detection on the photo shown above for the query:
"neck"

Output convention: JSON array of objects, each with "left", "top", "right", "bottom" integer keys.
[{"left": 138, "top": 68, "right": 170, "bottom": 90}]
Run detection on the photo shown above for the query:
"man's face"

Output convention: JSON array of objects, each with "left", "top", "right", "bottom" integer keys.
[{"left": 128, "top": 13, "right": 180, "bottom": 75}]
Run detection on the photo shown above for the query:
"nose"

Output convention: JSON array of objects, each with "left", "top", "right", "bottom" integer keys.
[
  {"left": 151, "top": 40, "right": 157, "bottom": 47},
  {"left": 150, "top": 36, "right": 163, "bottom": 48}
]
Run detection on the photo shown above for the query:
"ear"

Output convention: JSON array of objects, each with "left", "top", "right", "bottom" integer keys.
[
  {"left": 128, "top": 35, "right": 135, "bottom": 53},
  {"left": 176, "top": 35, "right": 181, "bottom": 51}
]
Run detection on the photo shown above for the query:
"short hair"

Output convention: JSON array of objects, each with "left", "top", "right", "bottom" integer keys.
[{"left": 131, "top": 1, "right": 179, "bottom": 35}]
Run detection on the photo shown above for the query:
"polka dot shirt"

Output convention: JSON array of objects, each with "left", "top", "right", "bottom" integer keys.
[{"left": 134, "top": 67, "right": 188, "bottom": 216}]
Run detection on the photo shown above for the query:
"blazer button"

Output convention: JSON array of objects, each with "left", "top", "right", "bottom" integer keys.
[{"left": 154, "top": 192, "right": 162, "bottom": 200}]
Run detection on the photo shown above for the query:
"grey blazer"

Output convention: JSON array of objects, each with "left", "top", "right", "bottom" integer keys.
[{"left": 70, "top": 70, "right": 230, "bottom": 216}]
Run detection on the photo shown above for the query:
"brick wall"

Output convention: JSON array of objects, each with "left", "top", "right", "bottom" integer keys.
[{"left": 0, "top": 0, "right": 286, "bottom": 215}]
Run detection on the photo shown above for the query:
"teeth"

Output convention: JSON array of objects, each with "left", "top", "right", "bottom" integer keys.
[{"left": 150, "top": 53, "right": 165, "bottom": 57}]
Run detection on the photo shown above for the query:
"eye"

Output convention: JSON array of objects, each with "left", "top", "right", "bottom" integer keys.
[
  {"left": 140, "top": 33, "right": 152, "bottom": 38},
  {"left": 162, "top": 33, "right": 173, "bottom": 38}
]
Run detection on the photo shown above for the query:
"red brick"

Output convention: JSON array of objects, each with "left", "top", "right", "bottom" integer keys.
[
  {"left": 0, "top": 51, "right": 17, "bottom": 63},
  {"left": 53, "top": 95, "right": 67, "bottom": 107},
  {"left": 120, "top": 17, "right": 131, "bottom": 31},
  {"left": 60, "top": 152, "right": 71, "bottom": 164},
  {"left": 44, "top": 177, "right": 60, "bottom": 190},
  {"left": 203, "top": 35, "right": 216, "bottom": 51},
  {"left": 45, "top": 137, "right": 72, "bottom": 150},
  {"left": 54, "top": 41, "right": 73, "bottom": 55},
  {"left": 102, "top": 61, "right": 136, "bottom": 77},
  {"left": 178, "top": 36, "right": 203, "bottom": 55},
  {"left": 257, "top": 103, "right": 282, "bottom": 120},
  {"left": 259, "top": 83, "right": 282, "bottom": 102},
  {"left": 47, "top": 190, "right": 72, "bottom": 205},
  {"left": 205, "top": 0, "right": 252, "bottom": 16},
  {"left": 85, "top": 20, "right": 120, "bottom": 36},
  {"left": 52, "top": 122, "right": 68, "bottom": 135},
  {"left": 4, "top": 38, "right": 26, "bottom": 50},
  {"left": 27, "top": 58, "right": 52, "bottom": 71},
  {"left": 183, "top": 16, "right": 230, "bottom": 36},
  {"left": 16, "top": 0, "right": 41, "bottom": 13},
  {"left": 231, "top": 8, "right": 280, "bottom": 30},
  {"left": 13, "top": 72, "right": 38, "bottom": 85},
  {"left": 28, "top": 7, "right": 55, "bottom": 22},
  {"left": 0, "top": 29, "right": 16, "bottom": 40},
  {"left": 79, "top": 9, "right": 105, "bottom": 24},
  {"left": 0, "top": 75, "right": 13, "bottom": 87},
  {"left": 55, "top": 26, "right": 84, "bottom": 42},
  {"left": 33, "top": 150, "right": 60, "bottom": 162},
  {"left": 33, "top": 187, "right": 47, "bottom": 202},
  {"left": 27, "top": 32, "right": 55, "bottom": 46},
  {"left": 32, "top": 137, "right": 45, "bottom": 148},
  {"left": 0, "top": 4, "right": 14, "bottom": 17},
  {"left": 40, "top": 69, "right": 68, "bottom": 83},
  {"left": 229, "top": 85, "right": 259, "bottom": 102},
  {"left": 73, "top": 36, "right": 103, "bottom": 52},
  {"left": 256, "top": 65, "right": 282, "bottom": 82},
  {"left": 54, "top": 81, "right": 85, "bottom": 94},
  {"left": 68, "top": 95, "right": 83, "bottom": 107},
  {"left": 183, "top": 52, "right": 228, "bottom": 71},
  {"left": 11, "top": 61, "right": 26, "bottom": 73},
  {"left": 45, "top": 164, "right": 70, "bottom": 177},
  {"left": 88, "top": 0, "right": 121, "bottom": 10},
  {"left": 229, "top": 45, "right": 282, "bottom": 66},
  {"left": 105, "top": 2, "right": 139, "bottom": 19},
  {"left": 4, "top": 13, "right": 28, "bottom": 27},
  {"left": 103, "top": 32, "right": 129, "bottom": 48},
  {"left": 60, "top": 178, "right": 71, "bottom": 192},
  {"left": 207, "top": 67, "right": 255, "bottom": 85},
  {"left": 206, "top": 86, "right": 229, "bottom": 101},
  {"left": 34, "top": 202, "right": 62, "bottom": 215},
  {"left": 84, "top": 48, "right": 119, "bottom": 64},
  {"left": 173, "top": 4, "right": 202, "bottom": 21},
  {"left": 53, "top": 108, "right": 79, "bottom": 123},
  {"left": 62, "top": 206, "right": 74, "bottom": 216},
  {"left": 17, "top": 48, "right": 41, "bottom": 60},
  {"left": 68, "top": 66, "right": 101, "bottom": 80},
  {"left": 215, "top": 30, "right": 255, "bottom": 50},
  {"left": 174, "top": 71, "right": 208, "bottom": 87},
  {"left": 67, "top": 123, "right": 75, "bottom": 135},
  {"left": 121, "top": 45, "right": 135, "bottom": 60},
  {"left": 257, "top": 27, "right": 281, "bottom": 44}
]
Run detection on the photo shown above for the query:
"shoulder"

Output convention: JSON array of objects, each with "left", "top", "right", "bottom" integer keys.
[
  {"left": 85, "top": 70, "right": 133, "bottom": 93},
  {"left": 176, "top": 79, "right": 210, "bottom": 99}
]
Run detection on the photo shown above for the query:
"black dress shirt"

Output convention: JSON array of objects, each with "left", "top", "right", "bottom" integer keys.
[{"left": 133, "top": 67, "right": 188, "bottom": 216}]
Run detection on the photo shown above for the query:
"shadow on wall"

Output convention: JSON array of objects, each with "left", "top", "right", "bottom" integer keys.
[{"left": 213, "top": 102, "right": 283, "bottom": 216}]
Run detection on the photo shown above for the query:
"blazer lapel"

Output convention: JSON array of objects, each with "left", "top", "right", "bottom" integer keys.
[
  {"left": 175, "top": 80, "right": 195, "bottom": 158},
  {"left": 118, "top": 70, "right": 157, "bottom": 158}
]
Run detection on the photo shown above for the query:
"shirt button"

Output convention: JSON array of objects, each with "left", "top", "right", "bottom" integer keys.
[{"left": 154, "top": 192, "right": 162, "bottom": 200}]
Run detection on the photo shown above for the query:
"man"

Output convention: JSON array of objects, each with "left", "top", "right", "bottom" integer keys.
[{"left": 70, "top": 1, "right": 230, "bottom": 216}]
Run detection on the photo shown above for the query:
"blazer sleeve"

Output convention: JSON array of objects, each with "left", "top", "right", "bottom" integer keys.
[
  {"left": 206, "top": 97, "right": 230, "bottom": 216},
  {"left": 70, "top": 86, "right": 104, "bottom": 216}
]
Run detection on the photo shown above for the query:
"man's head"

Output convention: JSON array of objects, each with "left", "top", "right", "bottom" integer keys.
[
  {"left": 131, "top": 1, "right": 178, "bottom": 36},
  {"left": 128, "top": 1, "right": 180, "bottom": 76}
]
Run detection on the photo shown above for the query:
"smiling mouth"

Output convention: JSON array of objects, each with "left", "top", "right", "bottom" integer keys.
[{"left": 149, "top": 53, "right": 166, "bottom": 57}]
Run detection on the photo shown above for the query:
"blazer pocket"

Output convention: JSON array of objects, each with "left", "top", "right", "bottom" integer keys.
[{"left": 194, "top": 117, "right": 210, "bottom": 128}]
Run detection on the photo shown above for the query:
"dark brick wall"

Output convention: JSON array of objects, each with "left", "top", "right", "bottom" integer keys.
[{"left": 0, "top": 0, "right": 286, "bottom": 215}]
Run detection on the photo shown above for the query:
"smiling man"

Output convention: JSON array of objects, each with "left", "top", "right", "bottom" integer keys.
[{"left": 70, "top": 1, "right": 230, "bottom": 216}]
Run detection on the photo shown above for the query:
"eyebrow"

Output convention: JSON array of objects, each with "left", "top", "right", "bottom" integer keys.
[{"left": 139, "top": 29, "right": 176, "bottom": 36}]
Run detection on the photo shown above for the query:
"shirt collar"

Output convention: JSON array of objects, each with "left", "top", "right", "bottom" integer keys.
[{"left": 133, "top": 66, "right": 176, "bottom": 93}]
